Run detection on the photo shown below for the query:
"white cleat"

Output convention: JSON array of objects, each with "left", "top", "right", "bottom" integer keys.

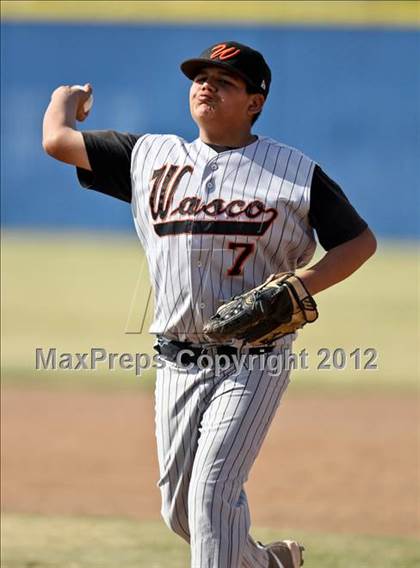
[{"left": 265, "top": 539, "right": 305, "bottom": 568}]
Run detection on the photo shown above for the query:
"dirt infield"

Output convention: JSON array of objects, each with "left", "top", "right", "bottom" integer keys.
[{"left": 2, "top": 385, "right": 418, "bottom": 537}]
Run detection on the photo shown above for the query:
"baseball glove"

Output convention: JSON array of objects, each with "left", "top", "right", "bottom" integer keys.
[{"left": 203, "top": 273, "right": 318, "bottom": 346}]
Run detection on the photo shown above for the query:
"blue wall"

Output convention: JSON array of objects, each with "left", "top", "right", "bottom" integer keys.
[{"left": 1, "top": 22, "right": 419, "bottom": 237}]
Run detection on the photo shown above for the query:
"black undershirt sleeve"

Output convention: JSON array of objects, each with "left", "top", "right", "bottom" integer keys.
[
  {"left": 309, "top": 165, "right": 368, "bottom": 251},
  {"left": 76, "top": 130, "right": 141, "bottom": 203}
]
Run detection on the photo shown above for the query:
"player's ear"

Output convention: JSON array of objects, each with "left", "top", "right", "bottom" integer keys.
[{"left": 248, "top": 94, "right": 265, "bottom": 117}]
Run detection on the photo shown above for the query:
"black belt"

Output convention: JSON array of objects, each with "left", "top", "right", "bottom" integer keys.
[{"left": 154, "top": 337, "right": 274, "bottom": 367}]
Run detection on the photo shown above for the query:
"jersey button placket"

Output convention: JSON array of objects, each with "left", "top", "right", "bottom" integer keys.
[
  {"left": 206, "top": 160, "right": 218, "bottom": 192},
  {"left": 190, "top": 175, "right": 203, "bottom": 325},
  {"left": 191, "top": 167, "right": 215, "bottom": 326}
]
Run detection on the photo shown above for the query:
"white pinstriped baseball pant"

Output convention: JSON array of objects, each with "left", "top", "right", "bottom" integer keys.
[{"left": 154, "top": 351, "right": 291, "bottom": 568}]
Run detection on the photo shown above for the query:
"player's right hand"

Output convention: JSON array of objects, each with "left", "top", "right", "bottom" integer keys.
[
  {"left": 71, "top": 83, "right": 93, "bottom": 122},
  {"left": 51, "top": 83, "right": 93, "bottom": 122}
]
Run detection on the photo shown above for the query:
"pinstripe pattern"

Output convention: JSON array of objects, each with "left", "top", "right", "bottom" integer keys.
[
  {"left": 131, "top": 133, "right": 315, "bottom": 566},
  {"left": 130, "top": 134, "right": 316, "bottom": 344},
  {"left": 155, "top": 353, "right": 291, "bottom": 568}
]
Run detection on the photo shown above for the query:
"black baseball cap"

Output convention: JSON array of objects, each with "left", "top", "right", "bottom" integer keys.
[{"left": 180, "top": 41, "right": 271, "bottom": 97}]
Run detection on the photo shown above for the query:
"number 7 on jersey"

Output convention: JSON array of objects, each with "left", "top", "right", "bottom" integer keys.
[{"left": 227, "top": 242, "right": 255, "bottom": 276}]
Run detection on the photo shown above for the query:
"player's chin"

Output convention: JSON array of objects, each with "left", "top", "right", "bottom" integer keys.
[{"left": 192, "top": 103, "right": 218, "bottom": 121}]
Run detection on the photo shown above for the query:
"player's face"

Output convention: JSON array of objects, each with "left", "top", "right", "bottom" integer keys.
[{"left": 189, "top": 67, "right": 263, "bottom": 129}]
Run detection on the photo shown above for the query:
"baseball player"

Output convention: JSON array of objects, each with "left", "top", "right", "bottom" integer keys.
[{"left": 43, "top": 41, "right": 376, "bottom": 568}]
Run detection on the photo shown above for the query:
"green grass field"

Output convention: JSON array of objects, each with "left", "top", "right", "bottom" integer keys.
[
  {"left": 2, "top": 1, "right": 419, "bottom": 27},
  {"left": 2, "top": 514, "right": 419, "bottom": 568},
  {"left": 2, "top": 232, "right": 418, "bottom": 393}
]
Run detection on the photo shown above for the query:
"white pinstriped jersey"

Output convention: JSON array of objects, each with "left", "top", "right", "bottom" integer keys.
[{"left": 130, "top": 134, "right": 316, "bottom": 343}]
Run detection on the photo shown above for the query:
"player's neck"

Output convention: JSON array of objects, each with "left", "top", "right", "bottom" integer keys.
[{"left": 199, "top": 126, "right": 256, "bottom": 149}]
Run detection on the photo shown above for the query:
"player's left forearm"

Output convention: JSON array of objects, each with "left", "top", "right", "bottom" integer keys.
[{"left": 295, "top": 227, "right": 377, "bottom": 296}]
